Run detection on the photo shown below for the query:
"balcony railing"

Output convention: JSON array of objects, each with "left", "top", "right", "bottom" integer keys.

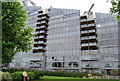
[
  {"left": 81, "top": 63, "right": 99, "bottom": 68},
  {"left": 81, "top": 50, "right": 98, "bottom": 53},
  {"left": 81, "top": 19, "right": 87, "bottom": 22},
  {"left": 81, "top": 37, "right": 89, "bottom": 40},
  {"left": 33, "top": 53, "right": 45, "bottom": 55},
  {"left": 34, "top": 42, "right": 38, "bottom": 44},
  {"left": 89, "top": 36, "right": 96, "bottom": 39},
  {"left": 36, "top": 31, "right": 40, "bottom": 34},
  {"left": 81, "top": 43, "right": 97, "bottom": 46},
  {"left": 81, "top": 25, "right": 87, "bottom": 28},
  {"left": 34, "top": 47, "right": 46, "bottom": 50},
  {"left": 88, "top": 23, "right": 95, "bottom": 27},
  {"left": 38, "top": 16, "right": 48, "bottom": 20},
  {"left": 81, "top": 31, "right": 88, "bottom": 34},
  {"left": 37, "top": 21, "right": 46, "bottom": 24},
  {"left": 81, "top": 57, "right": 98, "bottom": 60},
  {"left": 89, "top": 43, "right": 97, "bottom": 46},
  {"left": 88, "top": 29, "right": 96, "bottom": 33},
  {"left": 39, "top": 36, "right": 44, "bottom": 38},
  {"left": 81, "top": 43, "right": 89, "bottom": 46},
  {"left": 38, "top": 41, "right": 44, "bottom": 43},
  {"left": 40, "top": 31, "right": 45, "bottom": 33},
  {"left": 36, "top": 26, "right": 46, "bottom": 29},
  {"left": 34, "top": 36, "right": 39, "bottom": 39}
]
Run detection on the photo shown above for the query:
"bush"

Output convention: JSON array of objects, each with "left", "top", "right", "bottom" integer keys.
[
  {"left": 27, "top": 72, "right": 35, "bottom": 80},
  {"left": 32, "top": 71, "right": 43, "bottom": 79},
  {"left": 1, "top": 72, "right": 12, "bottom": 81},
  {"left": 12, "top": 71, "right": 35, "bottom": 81},
  {"left": 12, "top": 72, "right": 22, "bottom": 81},
  {"left": 2, "top": 68, "right": 25, "bottom": 73},
  {"left": 31, "top": 71, "right": 88, "bottom": 78}
]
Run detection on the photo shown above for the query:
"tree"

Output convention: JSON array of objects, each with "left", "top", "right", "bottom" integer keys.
[
  {"left": 108, "top": 0, "right": 120, "bottom": 19},
  {"left": 2, "top": 2, "right": 34, "bottom": 66}
]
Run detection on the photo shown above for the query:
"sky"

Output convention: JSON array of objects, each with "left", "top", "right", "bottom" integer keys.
[{"left": 29, "top": 0, "right": 112, "bottom": 14}]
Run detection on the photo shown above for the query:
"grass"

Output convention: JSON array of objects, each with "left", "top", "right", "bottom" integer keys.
[{"left": 34, "top": 76, "right": 120, "bottom": 81}]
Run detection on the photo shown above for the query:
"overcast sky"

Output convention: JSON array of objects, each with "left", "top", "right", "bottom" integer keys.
[{"left": 30, "top": 0, "right": 112, "bottom": 14}]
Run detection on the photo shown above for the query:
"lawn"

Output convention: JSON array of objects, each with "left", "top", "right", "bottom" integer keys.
[{"left": 35, "top": 76, "right": 120, "bottom": 81}]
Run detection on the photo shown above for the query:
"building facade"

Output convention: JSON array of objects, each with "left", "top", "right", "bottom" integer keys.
[
  {"left": 95, "top": 13, "right": 120, "bottom": 74},
  {"left": 10, "top": 7, "right": 120, "bottom": 74},
  {"left": 46, "top": 8, "right": 81, "bottom": 72}
]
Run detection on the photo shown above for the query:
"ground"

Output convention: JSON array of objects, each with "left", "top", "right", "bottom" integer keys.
[{"left": 35, "top": 76, "right": 120, "bottom": 81}]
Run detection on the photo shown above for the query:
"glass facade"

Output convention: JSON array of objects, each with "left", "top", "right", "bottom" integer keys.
[
  {"left": 46, "top": 8, "right": 81, "bottom": 71},
  {"left": 96, "top": 13, "right": 119, "bottom": 74}
]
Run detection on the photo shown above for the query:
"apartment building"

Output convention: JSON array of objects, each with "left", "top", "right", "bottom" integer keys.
[{"left": 10, "top": 7, "right": 120, "bottom": 74}]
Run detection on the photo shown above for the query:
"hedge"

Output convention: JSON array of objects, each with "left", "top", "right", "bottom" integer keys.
[
  {"left": 2, "top": 68, "right": 89, "bottom": 78},
  {"left": 11, "top": 71, "right": 35, "bottom": 81}
]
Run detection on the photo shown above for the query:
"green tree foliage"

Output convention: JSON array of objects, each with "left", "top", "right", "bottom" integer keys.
[
  {"left": 2, "top": 2, "right": 33, "bottom": 66},
  {"left": 108, "top": 0, "right": 120, "bottom": 19}
]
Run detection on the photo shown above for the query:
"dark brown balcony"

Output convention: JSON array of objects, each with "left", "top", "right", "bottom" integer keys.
[
  {"left": 80, "top": 21, "right": 88, "bottom": 25},
  {"left": 33, "top": 49, "right": 46, "bottom": 53},
  {"left": 38, "top": 14, "right": 49, "bottom": 18},
  {"left": 34, "top": 43, "right": 46, "bottom": 47},
  {"left": 36, "top": 22, "right": 48, "bottom": 26},
  {"left": 36, "top": 27, "right": 47, "bottom": 31},
  {"left": 37, "top": 17, "right": 49, "bottom": 22},
  {"left": 38, "top": 10, "right": 43, "bottom": 13},
  {"left": 80, "top": 16, "right": 87, "bottom": 19},
  {"left": 88, "top": 20, "right": 95, "bottom": 24}
]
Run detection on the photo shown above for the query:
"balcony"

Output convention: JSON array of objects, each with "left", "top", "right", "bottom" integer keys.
[
  {"left": 34, "top": 36, "right": 39, "bottom": 39},
  {"left": 81, "top": 50, "right": 98, "bottom": 54},
  {"left": 88, "top": 23, "right": 95, "bottom": 27},
  {"left": 81, "top": 65, "right": 99, "bottom": 69},
  {"left": 81, "top": 37, "right": 89, "bottom": 40},
  {"left": 89, "top": 36, "right": 96, "bottom": 39},
  {"left": 88, "top": 20, "right": 95, "bottom": 24},
  {"left": 89, "top": 43, "right": 97, "bottom": 46},
  {"left": 81, "top": 57, "right": 98, "bottom": 61},
  {"left": 38, "top": 14, "right": 48, "bottom": 17},
  {"left": 81, "top": 30, "right": 88, "bottom": 34},
  {"left": 37, "top": 16, "right": 48, "bottom": 21},
  {"left": 33, "top": 52, "right": 46, "bottom": 55},
  {"left": 40, "top": 30, "right": 46, "bottom": 33},
  {"left": 37, "top": 21, "right": 46, "bottom": 24},
  {"left": 33, "top": 47, "right": 46, "bottom": 51},
  {"left": 81, "top": 63, "right": 99, "bottom": 69},
  {"left": 34, "top": 42, "right": 38, "bottom": 44},
  {"left": 36, "top": 26, "right": 47, "bottom": 31},
  {"left": 88, "top": 29, "right": 96, "bottom": 33},
  {"left": 36, "top": 31, "right": 40, "bottom": 34},
  {"left": 80, "top": 16, "right": 87, "bottom": 19},
  {"left": 39, "top": 36, "right": 44, "bottom": 38},
  {"left": 81, "top": 19, "right": 87, "bottom": 22},
  {"left": 81, "top": 24, "right": 87, "bottom": 28},
  {"left": 38, "top": 41, "right": 44, "bottom": 43},
  {"left": 90, "top": 50, "right": 98, "bottom": 53},
  {"left": 81, "top": 43, "right": 89, "bottom": 46},
  {"left": 35, "top": 30, "right": 47, "bottom": 35}
]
